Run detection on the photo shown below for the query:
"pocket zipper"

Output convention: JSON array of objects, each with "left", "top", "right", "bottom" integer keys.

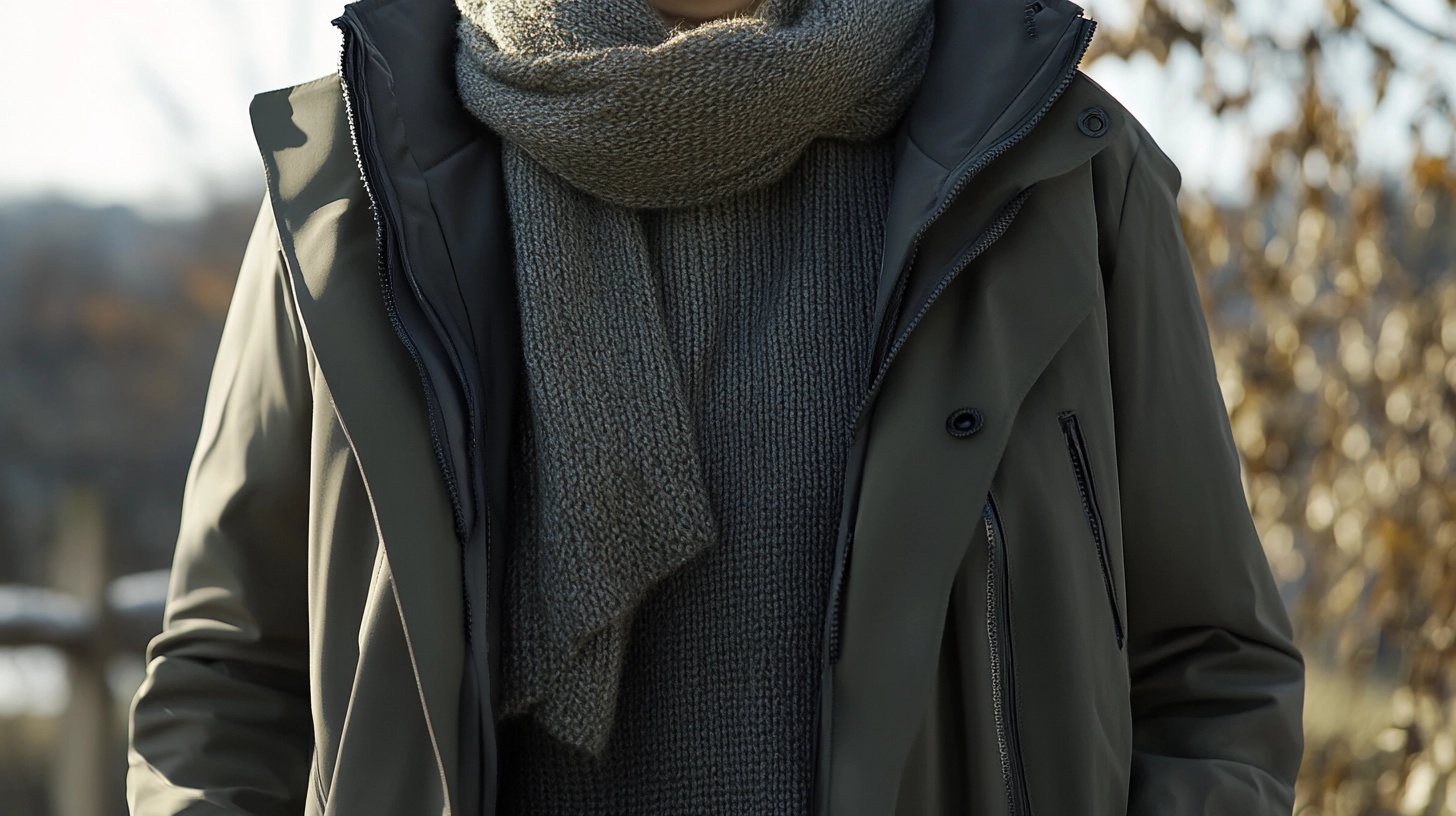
[
  {"left": 1058, "top": 411, "right": 1125, "bottom": 650},
  {"left": 984, "top": 495, "right": 1032, "bottom": 816}
]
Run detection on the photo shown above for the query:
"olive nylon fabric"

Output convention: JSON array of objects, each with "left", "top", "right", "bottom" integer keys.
[
  {"left": 128, "top": 1, "right": 1305, "bottom": 813},
  {"left": 452, "top": 0, "right": 932, "bottom": 755}
]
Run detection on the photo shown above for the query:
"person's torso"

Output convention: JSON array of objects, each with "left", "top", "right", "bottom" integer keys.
[{"left": 250, "top": 0, "right": 1147, "bottom": 812}]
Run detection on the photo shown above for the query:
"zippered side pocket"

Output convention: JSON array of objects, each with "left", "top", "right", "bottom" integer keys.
[
  {"left": 984, "top": 494, "right": 1033, "bottom": 816},
  {"left": 1058, "top": 411, "right": 1125, "bottom": 650}
]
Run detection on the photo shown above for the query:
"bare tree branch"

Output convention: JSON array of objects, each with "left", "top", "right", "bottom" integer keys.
[{"left": 1368, "top": 0, "right": 1456, "bottom": 46}]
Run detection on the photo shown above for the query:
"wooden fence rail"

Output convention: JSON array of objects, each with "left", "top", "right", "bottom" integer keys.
[{"left": 0, "top": 489, "right": 168, "bottom": 816}]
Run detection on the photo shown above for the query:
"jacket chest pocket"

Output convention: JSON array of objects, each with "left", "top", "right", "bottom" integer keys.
[{"left": 1058, "top": 410, "right": 1125, "bottom": 650}]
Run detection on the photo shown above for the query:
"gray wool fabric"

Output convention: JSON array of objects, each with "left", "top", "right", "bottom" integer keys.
[
  {"left": 497, "top": 134, "right": 898, "bottom": 813},
  {"left": 453, "top": 0, "right": 932, "bottom": 790},
  {"left": 456, "top": 0, "right": 932, "bottom": 209}
]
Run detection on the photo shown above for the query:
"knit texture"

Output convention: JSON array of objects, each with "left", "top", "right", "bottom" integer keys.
[
  {"left": 456, "top": 0, "right": 932, "bottom": 208},
  {"left": 499, "top": 134, "right": 896, "bottom": 813},
  {"left": 454, "top": 0, "right": 932, "bottom": 758}
]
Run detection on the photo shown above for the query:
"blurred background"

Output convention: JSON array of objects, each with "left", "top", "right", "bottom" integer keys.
[{"left": 0, "top": 0, "right": 1451, "bottom": 814}]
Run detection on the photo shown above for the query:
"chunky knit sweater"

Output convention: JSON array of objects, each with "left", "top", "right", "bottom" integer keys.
[{"left": 496, "top": 133, "right": 896, "bottom": 813}]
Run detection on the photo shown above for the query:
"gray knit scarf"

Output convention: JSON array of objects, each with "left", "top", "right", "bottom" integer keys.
[{"left": 455, "top": 0, "right": 932, "bottom": 755}]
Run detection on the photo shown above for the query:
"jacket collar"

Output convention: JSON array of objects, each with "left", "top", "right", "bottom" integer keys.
[
  {"left": 331, "top": 0, "right": 1098, "bottom": 378},
  {"left": 873, "top": 0, "right": 1097, "bottom": 367},
  {"left": 251, "top": 73, "right": 469, "bottom": 808}
]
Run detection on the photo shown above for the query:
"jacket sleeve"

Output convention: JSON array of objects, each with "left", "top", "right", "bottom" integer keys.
[
  {"left": 127, "top": 197, "right": 314, "bottom": 815},
  {"left": 1103, "top": 136, "right": 1305, "bottom": 814}
]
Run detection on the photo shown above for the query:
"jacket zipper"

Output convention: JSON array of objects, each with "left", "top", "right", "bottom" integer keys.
[
  {"left": 334, "top": 15, "right": 476, "bottom": 645},
  {"left": 825, "top": 530, "right": 853, "bottom": 663},
  {"left": 984, "top": 494, "right": 1032, "bottom": 816},
  {"left": 826, "top": 16, "right": 1098, "bottom": 667},
  {"left": 815, "top": 19, "right": 1097, "bottom": 808},
  {"left": 861, "top": 18, "right": 1099, "bottom": 419},
  {"left": 1058, "top": 411, "right": 1124, "bottom": 649}
]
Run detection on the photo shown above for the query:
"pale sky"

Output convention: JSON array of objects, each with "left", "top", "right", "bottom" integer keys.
[
  {"left": 0, "top": 0, "right": 344, "bottom": 214},
  {"left": 0, "top": 0, "right": 1453, "bottom": 216}
]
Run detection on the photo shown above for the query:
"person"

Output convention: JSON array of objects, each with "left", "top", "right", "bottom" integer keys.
[{"left": 127, "top": 0, "right": 1306, "bottom": 813}]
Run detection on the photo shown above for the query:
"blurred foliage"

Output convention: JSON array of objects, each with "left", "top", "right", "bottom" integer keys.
[{"left": 1085, "top": 0, "right": 1456, "bottom": 813}]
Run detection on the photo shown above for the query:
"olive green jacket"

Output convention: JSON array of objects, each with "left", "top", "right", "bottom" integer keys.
[{"left": 127, "top": 0, "right": 1304, "bottom": 813}]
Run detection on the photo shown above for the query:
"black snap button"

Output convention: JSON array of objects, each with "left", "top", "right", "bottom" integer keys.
[
  {"left": 946, "top": 407, "right": 984, "bottom": 438},
  {"left": 1077, "top": 107, "right": 1108, "bottom": 138}
]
